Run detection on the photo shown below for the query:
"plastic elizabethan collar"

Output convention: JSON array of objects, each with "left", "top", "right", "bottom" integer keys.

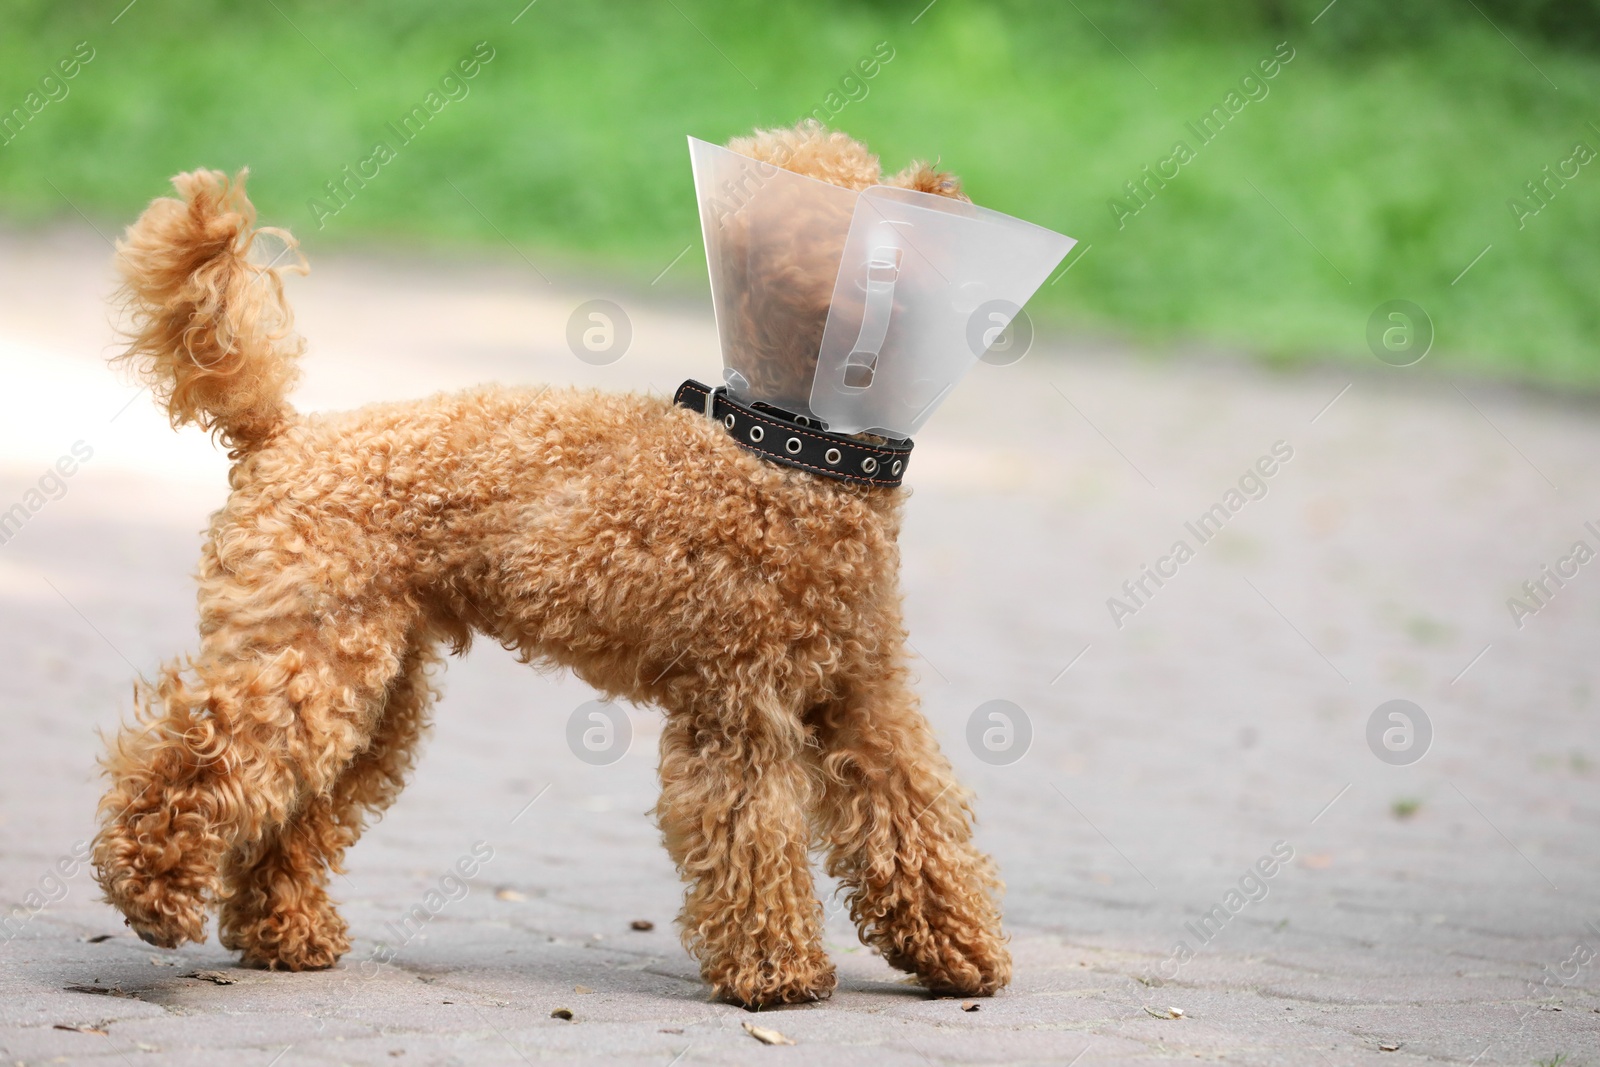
[{"left": 689, "top": 136, "right": 1075, "bottom": 438}]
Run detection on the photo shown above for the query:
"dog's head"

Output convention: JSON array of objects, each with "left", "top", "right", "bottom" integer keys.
[{"left": 710, "top": 122, "right": 967, "bottom": 419}]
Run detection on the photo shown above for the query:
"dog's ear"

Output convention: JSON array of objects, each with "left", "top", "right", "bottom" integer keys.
[{"left": 886, "top": 160, "right": 967, "bottom": 201}]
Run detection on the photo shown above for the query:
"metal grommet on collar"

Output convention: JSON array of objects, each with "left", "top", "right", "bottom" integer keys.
[
  {"left": 824, "top": 448, "right": 842, "bottom": 465},
  {"left": 861, "top": 457, "right": 878, "bottom": 474},
  {"left": 891, "top": 459, "right": 902, "bottom": 475},
  {"left": 723, "top": 413, "right": 736, "bottom": 430},
  {"left": 785, "top": 437, "right": 802, "bottom": 454},
  {"left": 749, "top": 425, "right": 764, "bottom": 443}
]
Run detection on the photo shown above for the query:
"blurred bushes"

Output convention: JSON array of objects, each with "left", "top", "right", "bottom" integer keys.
[{"left": 1, "top": 0, "right": 1596, "bottom": 384}]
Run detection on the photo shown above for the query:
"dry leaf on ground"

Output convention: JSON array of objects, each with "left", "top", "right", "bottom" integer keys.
[
  {"left": 743, "top": 1021, "right": 796, "bottom": 1046},
  {"left": 182, "top": 971, "right": 237, "bottom": 985}
]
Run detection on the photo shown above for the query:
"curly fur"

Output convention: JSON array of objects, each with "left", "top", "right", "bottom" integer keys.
[{"left": 91, "top": 126, "right": 1009, "bottom": 1008}]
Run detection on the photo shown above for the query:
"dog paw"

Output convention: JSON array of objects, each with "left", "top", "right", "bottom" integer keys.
[
  {"left": 888, "top": 936, "right": 1012, "bottom": 998},
  {"left": 135, "top": 927, "right": 180, "bottom": 950},
  {"left": 111, "top": 886, "right": 209, "bottom": 951},
  {"left": 223, "top": 907, "right": 350, "bottom": 972},
  {"left": 235, "top": 938, "right": 347, "bottom": 972},
  {"left": 95, "top": 821, "right": 219, "bottom": 952},
  {"left": 712, "top": 961, "right": 838, "bottom": 1009}
]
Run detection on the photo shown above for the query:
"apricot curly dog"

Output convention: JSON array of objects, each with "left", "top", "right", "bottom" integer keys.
[{"left": 91, "top": 123, "right": 1011, "bottom": 1008}]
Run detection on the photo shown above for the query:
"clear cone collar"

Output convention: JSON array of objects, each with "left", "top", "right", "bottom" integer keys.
[{"left": 690, "top": 136, "right": 1075, "bottom": 438}]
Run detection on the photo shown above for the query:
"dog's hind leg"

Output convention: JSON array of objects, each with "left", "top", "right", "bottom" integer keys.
[
  {"left": 808, "top": 666, "right": 1012, "bottom": 997},
  {"left": 654, "top": 676, "right": 835, "bottom": 1008},
  {"left": 218, "top": 637, "right": 442, "bottom": 970},
  {"left": 216, "top": 792, "right": 349, "bottom": 970},
  {"left": 92, "top": 605, "right": 417, "bottom": 953}
]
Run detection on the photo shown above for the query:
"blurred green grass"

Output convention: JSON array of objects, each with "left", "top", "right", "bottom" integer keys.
[{"left": 2, "top": 0, "right": 1597, "bottom": 384}]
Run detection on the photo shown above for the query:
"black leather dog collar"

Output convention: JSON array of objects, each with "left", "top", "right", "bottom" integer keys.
[{"left": 674, "top": 379, "right": 911, "bottom": 488}]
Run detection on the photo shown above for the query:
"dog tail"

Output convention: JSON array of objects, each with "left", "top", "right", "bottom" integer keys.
[{"left": 113, "top": 168, "right": 305, "bottom": 458}]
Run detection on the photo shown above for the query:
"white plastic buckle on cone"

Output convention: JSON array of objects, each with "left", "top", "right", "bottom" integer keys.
[{"left": 689, "top": 136, "right": 1075, "bottom": 439}]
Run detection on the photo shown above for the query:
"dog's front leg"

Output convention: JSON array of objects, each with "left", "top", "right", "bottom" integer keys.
[
  {"left": 655, "top": 689, "right": 835, "bottom": 1008},
  {"left": 810, "top": 668, "right": 1013, "bottom": 998}
]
